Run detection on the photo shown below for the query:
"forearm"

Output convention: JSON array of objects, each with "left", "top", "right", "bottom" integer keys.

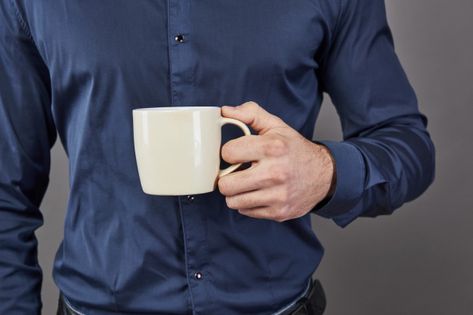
[
  {"left": 348, "top": 113, "right": 435, "bottom": 217},
  {"left": 0, "top": 1, "right": 56, "bottom": 312},
  {"left": 0, "top": 197, "right": 44, "bottom": 314},
  {"left": 312, "top": 113, "right": 435, "bottom": 227}
]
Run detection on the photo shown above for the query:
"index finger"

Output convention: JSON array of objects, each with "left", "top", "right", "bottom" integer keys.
[{"left": 221, "top": 135, "right": 265, "bottom": 164}]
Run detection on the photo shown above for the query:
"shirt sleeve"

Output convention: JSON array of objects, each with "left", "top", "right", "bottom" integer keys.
[
  {"left": 311, "top": 0, "right": 436, "bottom": 227},
  {"left": 0, "top": 2, "right": 57, "bottom": 313}
]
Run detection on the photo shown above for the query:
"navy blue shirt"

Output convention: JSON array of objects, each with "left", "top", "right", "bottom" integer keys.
[{"left": 0, "top": 0, "right": 435, "bottom": 314}]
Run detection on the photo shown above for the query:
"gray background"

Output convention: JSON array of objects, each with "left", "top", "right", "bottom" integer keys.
[{"left": 37, "top": 0, "right": 473, "bottom": 314}]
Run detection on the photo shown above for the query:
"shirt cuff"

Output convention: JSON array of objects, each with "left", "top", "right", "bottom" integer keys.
[{"left": 310, "top": 139, "right": 366, "bottom": 218}]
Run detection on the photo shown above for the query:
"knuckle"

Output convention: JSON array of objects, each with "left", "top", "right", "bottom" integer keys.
[
  {"left": 266, "top": 165, "right": 279, "bottom": 183},
  {"left": 271, "top": 167, "right": 288, "bottom": 184},
  {"left": 246, "top": 101, "right": 260, "bottom": 110},
  {"left": 264, "top": 137, "right": 288, "bottom": 157}
]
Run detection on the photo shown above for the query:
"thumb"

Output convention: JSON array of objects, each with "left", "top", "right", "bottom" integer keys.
[{"left": 221, "top": 101, "right": 286, "bottom": 134}]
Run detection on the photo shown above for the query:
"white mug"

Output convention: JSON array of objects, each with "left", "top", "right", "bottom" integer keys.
[{"left": 132, "top": 106, "right": 251, "bottom": 195}]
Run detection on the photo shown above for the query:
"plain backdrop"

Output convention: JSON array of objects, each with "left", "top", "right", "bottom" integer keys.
[{"left": 37, "top": 0, "right": 473, "bottom": 314}]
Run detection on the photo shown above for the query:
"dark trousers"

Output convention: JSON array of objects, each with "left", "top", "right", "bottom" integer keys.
[{"left": 57, "top": 279, "right": 326, "bottom": 315}]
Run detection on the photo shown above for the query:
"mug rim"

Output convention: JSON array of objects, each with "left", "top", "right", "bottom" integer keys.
[{"left": 133, "top": 106, "right": 219, "bottom": 112}]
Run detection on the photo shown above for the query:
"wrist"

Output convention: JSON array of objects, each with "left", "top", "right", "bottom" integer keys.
[{"left": 317, "top": 143, "right": 336, "bottom": 199}]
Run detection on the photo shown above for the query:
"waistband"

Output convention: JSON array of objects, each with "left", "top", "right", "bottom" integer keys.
[
  {"left": 61, "top": 277, "right": 314, "bottom": 315},
  {"left": 271, "top": 277, "right": 313, "bottom": 315}
]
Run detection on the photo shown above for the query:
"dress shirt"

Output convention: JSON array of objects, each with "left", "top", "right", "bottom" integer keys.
[{"left": 0, "top": 0, "right": 435, "bottom": 314}]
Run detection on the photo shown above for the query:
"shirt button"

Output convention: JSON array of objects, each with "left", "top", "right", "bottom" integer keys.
[
  {"left": 187, "top": 195, "right": 194, "bottom": 202},
  {"left": 194, "top": 271, "right": 203, "bottom": 280},
  {"left": 174, "top": 34, "right": 185, "bottom": 43}
]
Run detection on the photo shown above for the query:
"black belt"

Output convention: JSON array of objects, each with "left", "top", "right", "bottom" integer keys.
[
  {"left": 283, "top": 278, "right": 326, "bottom": 315},
  {"left": 57, "top": 293, "right": 77, "bottom": 315},
  {"left": 58, "top": 279, "right": 326, "bottom": 315}
]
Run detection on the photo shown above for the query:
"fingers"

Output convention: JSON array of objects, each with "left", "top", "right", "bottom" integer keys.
[
  {"left": 218, "top": 160, "right": 289, "bottom": 196},
  {"left": 221, "top": 101, "right": 286, "bottom": 134},
  {"left": 224, "top": 187, "right": 277, "bottom": 210},
  {"left": 221, "top": 133, "right": 290, "bottom": 164},
  {"left": 221, "top": 135, "right": 264, "bottom": 164},
  {"left": 218, "top": 164, "right": 261, "bottom": 196}
]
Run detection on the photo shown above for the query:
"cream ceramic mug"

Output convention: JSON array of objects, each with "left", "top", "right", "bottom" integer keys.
[{"left": 132, "top": 106, "right": 251, "bottom": 195}]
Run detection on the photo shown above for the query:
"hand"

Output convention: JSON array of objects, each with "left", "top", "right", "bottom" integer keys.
[{"left": 218, "top": 101, "right": 336, "bottom": 222}]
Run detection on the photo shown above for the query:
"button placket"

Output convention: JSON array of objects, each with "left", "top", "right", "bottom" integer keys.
[
  {"left": 179, "top": 193, "right": 209, "bottom": 314},
  {"left": 167, "top": 0, "right": 193, "bottom": 106},
  {"left": 168, "top": 0, "right": 208, "bottom": 312}
]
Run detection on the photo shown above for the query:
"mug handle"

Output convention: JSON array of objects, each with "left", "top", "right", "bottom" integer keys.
[{"left": 218, "top": 117, "right": 251, "bottom": 178}]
